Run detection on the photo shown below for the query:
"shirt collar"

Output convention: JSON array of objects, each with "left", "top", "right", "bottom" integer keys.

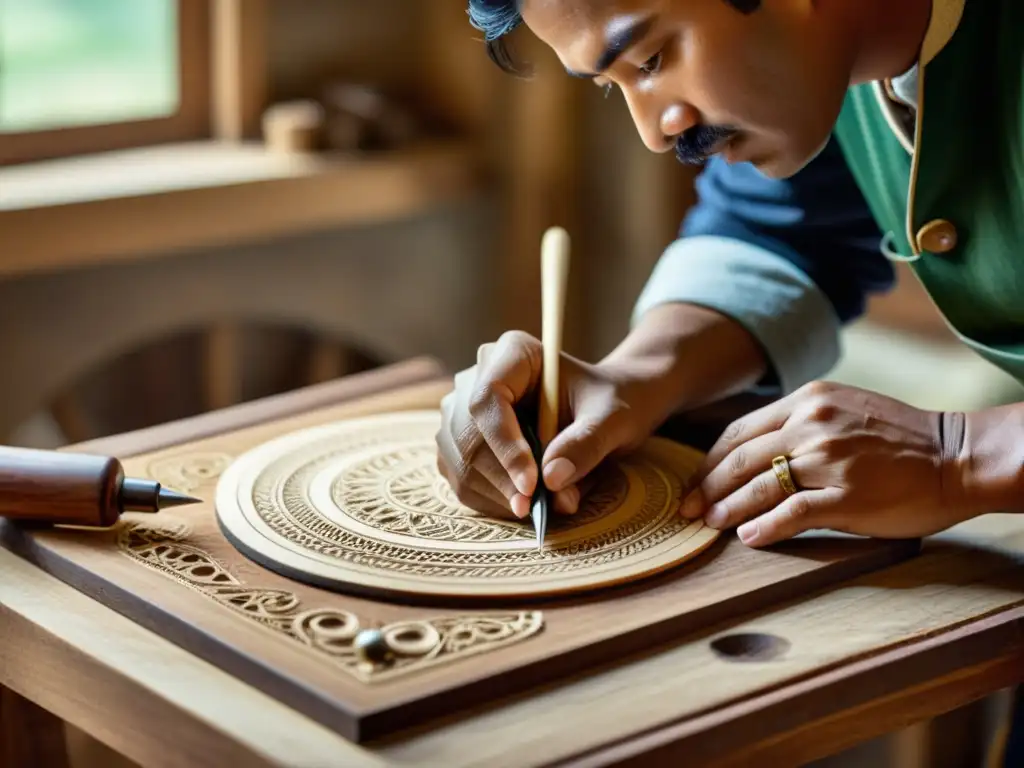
[{"left": 920, "top": 0, "right": 966, "bottom": 65}]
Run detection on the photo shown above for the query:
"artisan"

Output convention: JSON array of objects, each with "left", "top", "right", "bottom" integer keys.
[{"left": 436, "top": 0, "right": 1022, "bottom": 761}]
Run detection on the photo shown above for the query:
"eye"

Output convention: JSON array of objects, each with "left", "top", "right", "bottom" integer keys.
[{"left": 639, "top": 51, "right": 663, "bottom": 76}]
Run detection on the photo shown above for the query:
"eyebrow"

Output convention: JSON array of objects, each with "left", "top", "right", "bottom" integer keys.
[{"left": 565, "top": 16, "right": 655, "bottom": 79}]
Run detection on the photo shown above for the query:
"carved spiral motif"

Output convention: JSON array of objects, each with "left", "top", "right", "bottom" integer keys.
[
  {"left": 293, "top": 608, "right": 362, "bottom": 652},
  {"left": 383, "top": 621, "right": 441, "bottom": 656},
  {"left": 116, "top": 520, "right": 545, "bottom": 684}
]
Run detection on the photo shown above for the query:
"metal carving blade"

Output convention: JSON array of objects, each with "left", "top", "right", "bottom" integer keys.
[
  {"left": 531, "top": 483, "right": 549, "bottom": 552},
  {"left": 517, "top": 409, "right": 548, "bottom": 551}
]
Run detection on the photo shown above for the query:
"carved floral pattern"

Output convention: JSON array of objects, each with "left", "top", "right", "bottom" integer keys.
[
  {"left": 145, "top": 451, "right": 234, "bottom": 493},
  {"left": 260, "top": 443, "right": 674, "bottom": 574},
  {"left": 338, "top": 446, "right": 619, "bottom": 544},
  {"left": 117, "top": 521, "right": 544, "bottom": 683}
]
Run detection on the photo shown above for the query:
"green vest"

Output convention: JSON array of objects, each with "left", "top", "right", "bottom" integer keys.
[{"left": 832, "top": 0, "right": 1024, "bottom": 384}]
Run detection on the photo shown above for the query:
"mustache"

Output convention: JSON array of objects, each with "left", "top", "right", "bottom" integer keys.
[{"left": 675, "top": 125, "right": 738, "bottom": 165}]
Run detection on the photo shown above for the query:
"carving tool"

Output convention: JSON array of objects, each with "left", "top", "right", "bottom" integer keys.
[
  {"left": 532, "top": 225, "right": 571, "bottom": 551},
  {"left": 0, "top": 444, "right": 200, "bottom": 528}
]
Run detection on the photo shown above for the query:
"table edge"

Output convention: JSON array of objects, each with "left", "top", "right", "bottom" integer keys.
[
  {"left": 557, "top": 602, "right": 1024, "bottom": 767},
  {"left": 62, "top": 356, "right": 449, "bottom": 458}
]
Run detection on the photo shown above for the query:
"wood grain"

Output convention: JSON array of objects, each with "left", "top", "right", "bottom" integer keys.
[
  {"left": 213, "top": 412, "right": 720, "bottom": 600},
  {"left": 0, "top": 687, "right": 69, "bottom": 768},
  {"left": 377, "top": 521, "right": 1024, "bottom": 767},
  {"left": 1, "top": 363, "right": 1022, "bottom": 765},
  {"left": 0, "top": 446, "right": 122, "bottom": 527},
  {"left": 1, "top": 376, "right": 920, "bottom": 743},
  {"left": 0, "top": 548, "right": 374, "bottom": 768}
]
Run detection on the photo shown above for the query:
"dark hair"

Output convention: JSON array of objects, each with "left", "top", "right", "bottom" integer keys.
[
  {"left": 467, "top": 0, "right": 527, "bottom": 75},
  {"left": 467, "top": 0, "right": 763, "bottom": 75}
]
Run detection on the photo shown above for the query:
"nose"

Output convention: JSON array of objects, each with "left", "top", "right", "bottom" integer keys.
[{"left": 623, "top": 92, "right": 698, "bottom": 153}]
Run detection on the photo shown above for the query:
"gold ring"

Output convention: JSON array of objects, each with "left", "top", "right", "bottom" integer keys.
[{"left": 771, "top": 455, "right": 798, "bottom": 496}]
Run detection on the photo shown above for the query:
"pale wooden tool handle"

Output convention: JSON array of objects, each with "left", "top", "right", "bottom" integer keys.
[{"left": 539, "top": 226, "right": 570, "bottom": 448}]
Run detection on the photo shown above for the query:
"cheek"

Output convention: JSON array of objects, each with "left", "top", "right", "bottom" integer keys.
[
  {"left": 682, "top": 27, "right": 832, "bottom": 138},
  {"left": 679, "top": 32, "right": 788, "bottom": 127}
]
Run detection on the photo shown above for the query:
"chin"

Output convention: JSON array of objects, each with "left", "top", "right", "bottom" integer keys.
[
  {"left": 721, "top": 134, "right": 791, "bottom": 178},
  {"left": 760, "top": 134, "right": 833, "bottom": 178},
  {"left": 748, "top": 154, "right": 794, "bottom": 179}
]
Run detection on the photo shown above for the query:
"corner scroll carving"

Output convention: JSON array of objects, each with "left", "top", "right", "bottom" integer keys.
[{"left": 116, "top": 521, "right": 544, "bottom": 683}]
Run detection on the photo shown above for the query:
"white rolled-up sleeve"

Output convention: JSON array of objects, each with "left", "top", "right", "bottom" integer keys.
[{"left": 631, "top": 234, "right": 843, "bottom": 396}]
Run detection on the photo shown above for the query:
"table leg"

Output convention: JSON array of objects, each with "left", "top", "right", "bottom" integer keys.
[{"left": 1, "top": 685, "right": 69, "bottom": 768}]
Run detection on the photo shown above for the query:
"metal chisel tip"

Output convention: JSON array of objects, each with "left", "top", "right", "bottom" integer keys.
[{"left": 532, "top": 492, "right": 548, "bottom": 552}]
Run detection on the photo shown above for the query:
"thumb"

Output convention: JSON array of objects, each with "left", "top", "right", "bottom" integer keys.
[
  {"left": 468, "top": 331, "right": 544, "bottom": 497},
  {"left": 540, "top": 406, "right": 634, "bottom": 493}
]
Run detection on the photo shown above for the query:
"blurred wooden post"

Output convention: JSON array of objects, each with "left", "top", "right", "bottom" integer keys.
[
  {"left": 419, "top": 6, "right": 583, "bottom": 349},
  {"left": 211, "top": 0, "right": 268, "bottom": 141},
  {"left": 203, "top": 0, "right": 270, "bottom": 410},
  {"left": 504, "top": 33, "right": 583, "bottom": 351}
]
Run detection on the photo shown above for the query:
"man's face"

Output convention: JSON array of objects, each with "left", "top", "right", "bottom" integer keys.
[{"left": 519, "top": 0, "right": 857, "bottom": 178}]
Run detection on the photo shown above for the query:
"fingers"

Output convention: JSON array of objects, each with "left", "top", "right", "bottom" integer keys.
[
  {"left": 435, "top": 411, "right": 520, "bottom": 513},
  {"left": 468, "top": 331, "right": 543, "bottom": 497},
  {"left": 435, "top": 332, "right": 543, "bottom": 519},
  {"left": 680, "top": 400, "right": 791, "bottom": 520},
  {"left": 736, "top": 487, "right": 846, "bottom": 547},
  {"left": 441, "top": 383, "right": 533, "bottom": 519},
  {"left": 553, "top": 485, "right": 580, "bottom": 515},
  {"left": 700, "top": 399, "right": 792, "bottom": 471},
  {"left": 554, "top": 471, "right": 601, "bottom": 516},
  {"left": 541, "top": 407, "right": 635, "bottom": 495},
  {"left": 437, "top": 458, "right": 518, "bottom": 519},
  {"left": 698, "top": 452, "right": 815, "bottom": 530},
  {"left": 437, "top": 331, "right": 636, "bottom": 522},
  {"left": 681, "top": 430, "right": 791, "bottom": 519},
  {"left": 702, "top": 468, "right": 787, "bottom": 530}
]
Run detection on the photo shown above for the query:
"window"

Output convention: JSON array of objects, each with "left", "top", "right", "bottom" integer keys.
[{"left": 0, "top": 0, "right": 210, "bottom": 166}]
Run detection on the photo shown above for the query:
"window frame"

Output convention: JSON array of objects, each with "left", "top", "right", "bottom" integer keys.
[{"left": 0, "top": 0, "right": 211, "bottom": 167}]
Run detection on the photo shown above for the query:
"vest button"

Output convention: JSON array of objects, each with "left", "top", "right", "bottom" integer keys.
[{"left": 916, "top": 219, "right": 958, "bottom": 253}]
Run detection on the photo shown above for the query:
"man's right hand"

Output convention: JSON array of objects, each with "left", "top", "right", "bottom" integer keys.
[{"left": 435, "top": 330, "right": 656, "bottom": 519}]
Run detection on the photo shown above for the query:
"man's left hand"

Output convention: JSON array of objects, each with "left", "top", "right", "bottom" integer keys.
[{"left": 679, "top": 380, "right": 970, "bottom": 546}]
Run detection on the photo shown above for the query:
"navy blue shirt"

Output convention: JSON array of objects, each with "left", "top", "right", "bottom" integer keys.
[{"left": 632, "top": 134, "right": 895, "bottom": 394}]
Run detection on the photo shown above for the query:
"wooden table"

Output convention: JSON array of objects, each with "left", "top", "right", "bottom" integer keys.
[{"left": 2, "top": 358, "right": 1023, "bottom": 768}]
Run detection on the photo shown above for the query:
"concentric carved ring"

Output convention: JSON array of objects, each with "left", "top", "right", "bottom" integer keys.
[{"left": 215, "top": 410, "right": 718, "bottom": 601}]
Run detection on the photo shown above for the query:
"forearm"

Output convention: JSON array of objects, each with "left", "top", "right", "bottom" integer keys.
[
  {"left": 626, "top": 235, "right": 845, "bottom": 397},
  {"left": 952, "top": 404, "right": 1024, "bottom": 514},
  {"left": 599, "top": 301, "right": 768, "bottom": 427}
]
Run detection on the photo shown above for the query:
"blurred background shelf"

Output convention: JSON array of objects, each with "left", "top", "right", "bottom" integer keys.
[{"left": 0, "top": 138, "right": 485, "bottom": 279}]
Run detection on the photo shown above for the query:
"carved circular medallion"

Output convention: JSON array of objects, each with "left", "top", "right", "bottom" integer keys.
[{"left": 215, "top": 410, "right": 719, "bottom": 601}]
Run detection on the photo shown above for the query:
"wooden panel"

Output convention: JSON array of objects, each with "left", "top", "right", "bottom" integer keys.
[
  {"left": 0, "top": 379, "right": 918, "bottom": 743},
  {"left": 377, "top": 520, "right": 1024, "bottom": 767},
  {"left": 0, "top": 362, "right": 1021, "bottom": 766},
  {"left": 2, "top": 517, "right": 1023, "bottom": 768}
]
